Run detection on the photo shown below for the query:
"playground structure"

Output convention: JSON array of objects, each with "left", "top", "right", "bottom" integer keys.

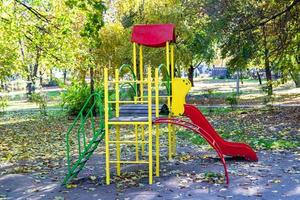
[{"left": 63, "top": 24, "right": 258, "bottom": 186}]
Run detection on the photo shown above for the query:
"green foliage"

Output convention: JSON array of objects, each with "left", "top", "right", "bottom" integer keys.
[
  {"left": 61, "top": 83, "right": 104, "bottom": 115},
  {"left": 225, "top": 93, "right": 238, "bottom": 109},
  {"left": 261, "top": 84, "right": 275, "bottom": 105},
  {"left": 0, "top": 95, "right": 9, "bottom": 113},
  {"left": 205, "top": 0, "right": 300, "bottom": 90},
  {"left": 30, "top": 93, "right": 48, "bottom": 115}
]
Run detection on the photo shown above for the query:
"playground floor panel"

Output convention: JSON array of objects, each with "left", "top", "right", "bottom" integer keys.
[{"left": 0, "top": 146, "right": 299, "bottom": 200}]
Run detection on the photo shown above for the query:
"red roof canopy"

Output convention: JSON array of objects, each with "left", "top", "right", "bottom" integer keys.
[{"left": 131, "top": 24, "right": 176, "bottom": 48}]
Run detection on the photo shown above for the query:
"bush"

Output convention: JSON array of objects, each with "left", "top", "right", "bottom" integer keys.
[
  {"left": 61, "top": 83, "right": 104, "bottom": 116},
  {"left": 226, "top": 93, "right": 238, "bottom": 109},
  {"left": 0, "top": 95, "right": 9, "bottom": 112},
  {"left": 30, "top": 93, "right": 47, "bottom": 115}
]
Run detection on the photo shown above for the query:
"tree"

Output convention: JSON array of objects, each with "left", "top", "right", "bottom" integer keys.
[
  {"left": 104, "top": 0, "right": 216, "bottom": 87},
  {"left": 204, "top": 0, "right": 300, "bottom": 94}
]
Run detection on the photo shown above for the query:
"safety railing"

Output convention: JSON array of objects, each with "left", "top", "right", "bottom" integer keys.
[{"left": 65, "top": 92, "right": 104, "bottom": 172}]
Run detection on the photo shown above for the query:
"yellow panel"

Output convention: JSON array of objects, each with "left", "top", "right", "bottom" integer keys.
[{"left": 171, "top": 78, "right": 192, "bottom": 116}]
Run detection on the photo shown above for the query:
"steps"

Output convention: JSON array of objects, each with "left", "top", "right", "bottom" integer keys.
[
  {"left": 63, "top": 129, "right": 105, "bottom": 185},
  {"left": 62, "top": 93, "right": 105, "bottom": 185}
]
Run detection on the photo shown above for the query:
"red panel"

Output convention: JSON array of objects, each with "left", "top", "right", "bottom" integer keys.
[{"left": 131, "top": 24, "right": 176, "bottom": 47}]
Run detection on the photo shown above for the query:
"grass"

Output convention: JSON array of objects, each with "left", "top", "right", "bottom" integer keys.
[{"left": 190, "top": 77, "right": 299, "bottom": 105}]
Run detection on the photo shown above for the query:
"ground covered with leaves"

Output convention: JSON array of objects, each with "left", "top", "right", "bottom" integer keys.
[{"left": 0, "top": 106, "right": 299, "bottom": 199}]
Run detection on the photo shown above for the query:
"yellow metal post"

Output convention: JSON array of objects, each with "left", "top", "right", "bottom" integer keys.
[
  {"left": 139, "top": 45, "right": 144, "bottom": 99},
  {"left": 155, "top": 67, "right": 160, "bottom": 177},
  {"left": 141, "top": 126, "right": 145, "bottom": 156},
  {"left": 139, "top": 45, "right": 145, "bottom": 157},
  {"left": 170, "top": 44, "right": 176, "bottom": 156},
  {"left": 133, "top": 43, "right": 137, "bottom": 75},
  {"left": 147, "top": 65, "right": 153, "bottom": 184},
  {"left": 104, "top": 67, "right": 110, "bottom": 184},
  {"left": 115, "top": 69, "right": 121, "bottom": 176},
  {"left": 166, "top": 41, "right": 172, "bottom": 160},
  {"left": 167, "top": 96, "right": 172, "bottom": 160},
  {"left": 171, "top": 44, "right": 174, "bottom": 80},
  {"left": 133, "top": 43, "right": 139, "bottom": 160}
]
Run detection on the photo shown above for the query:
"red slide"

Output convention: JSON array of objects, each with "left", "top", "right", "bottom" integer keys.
[
  {"left": 154, "top": 104, "right": 258, "bottom": 184},
  {"left": 183, "top": 104, "right": 258, "bottom": 161}
]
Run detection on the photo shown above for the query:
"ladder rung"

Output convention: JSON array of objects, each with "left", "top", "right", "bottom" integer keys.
[
  {"left": 108, "top": 140, "right": 148, "bottom": 144},
  {"left": 109, "top": 160, "right": 149, "bottom": 164},
  {"left": 108, "top": 121, "right": 150, "bottom": 125},
  {"left": 108, "top": 100, "right": 148, "bottom": 104},
  {"left": 79, "top": 158, "right": 88, "bottom": 165},
  {"left": 71, "top": 168, "right": 81, "bottom": 175},
  {"left": 85, "top": 148, "right": 96, "bottom": 155},
  {"left": 108, "top": 80, "right": 149, "bottom": 84},
  {"left": 93, "top": 138, "right": 103, "bottom": 143}
]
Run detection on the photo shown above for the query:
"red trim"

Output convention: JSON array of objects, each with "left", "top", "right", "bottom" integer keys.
[
  {"left": 153, "top": 104, "right": 258, "bottom": 184},
  {"left": 153, "top": 117, "right": 229, "bottom": 184}
]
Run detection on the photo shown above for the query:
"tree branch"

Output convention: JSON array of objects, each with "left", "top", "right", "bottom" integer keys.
[
  {"left": 241, "top": 0, "right": 300, "bottom": 32},
  {"left": 23, "top": 34, "right": 61, "bottom": 62},
  {"left": 14, "top": 0, "right": 49, "bottom": 23}
]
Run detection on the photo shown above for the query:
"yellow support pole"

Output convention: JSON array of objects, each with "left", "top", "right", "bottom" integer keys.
[
  {"left": 170, "top": 44, "right": 176, "bottom": 156},
  {"left": 171, "top": 44, "right": 174, "bottom": 80},
  {"left": 166, "top": 42, "right": 170, "bottom": 73},
  {"left": 135, "top": 128, "right": 139, "bottom": 161},
  {"left": 141, "top": 126, "right": 145, "bottom": 156},
  {"left": 115, "top": 69, "right": 121, "bottom": 176},
  {"left": 166, "top": 41, "right": 172, "bottom": 160},
  {"left": 147, "top": 65, "right": 153, "bottom": 184},
  {"left": 167, "top": 96, "right": 172, "bottom": 160},
  {"left": 139, "top": 45, "right": 145, "bottom": 157},
  {"left": 139, "top": 45, "right": 144, "bottom": 100},
  {"left": 155, "top": 67, "right": 160, "bottom": 177},
  {"left": 133, "top": 44, "right": 139, "bottom": 157},
  {"left": 104, "top": 67, "right": 110, "bottom": 185},
  {"left": 133, "top": 43, "right": 137, "bottom": 76}
]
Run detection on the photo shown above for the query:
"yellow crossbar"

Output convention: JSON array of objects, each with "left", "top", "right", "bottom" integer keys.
[
  {"left": 108, "top": 80, "right": 148, "bottom": 84},
  {"left": 110, "top": 161, "right": 149, "bottom": 164},
  {"left": 107, "top": 100, "right": 148, "bottom": 104},
  {"left": 109, "top": 140, "right": 148, "bottom": 144},
  {"left": 108, "top": 121, "right": 149, "bottom": 125}
]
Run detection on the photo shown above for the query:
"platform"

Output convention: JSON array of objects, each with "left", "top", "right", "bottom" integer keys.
[{"left": 109, "top": 104, "right": 168, "bottom": 122}]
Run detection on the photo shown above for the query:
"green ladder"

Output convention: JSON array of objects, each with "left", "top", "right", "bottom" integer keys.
[{"left": 63, "top": 93, "right": 105, "bottom": 185}]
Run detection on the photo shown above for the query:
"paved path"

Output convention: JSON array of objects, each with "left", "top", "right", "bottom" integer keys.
[{"left": 1, "top": 145, "right": 299, "bottom": 200}]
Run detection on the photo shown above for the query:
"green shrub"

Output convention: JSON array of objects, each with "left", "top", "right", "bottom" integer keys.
[
  {"left": 226, "top": 93, "right": 238, "bottom": 109},
  {"left": 30, "top": 93, "right": 48, "bottom": 115},
  {"left": 61, "top": 83, "right": 104, "bottom": 116},
  {"left": 0, "top": 95, "right": 9, "bottom": 112}
]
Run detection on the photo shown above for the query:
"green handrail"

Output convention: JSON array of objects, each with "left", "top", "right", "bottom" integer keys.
[
  {"left": 118, "top": 64, "right": 137, "bottom": 96},
  {"left": 65, "top": 92, "right": 103, "bottom": 172},
  {"left": 158, "top": 64, "right": 171, "bottom": 95},
  {"left": 120, "top": 82, "right": 136, "bottom": 100}
]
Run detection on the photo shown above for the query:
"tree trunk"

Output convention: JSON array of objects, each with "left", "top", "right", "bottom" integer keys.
[
  {"left": 90, "top": 67, "right": 94, "bottom": 95},
  {"left": 39, "top": 70, "right": 43, "bottom": 86},
  {"left": 290, "top": 70, "right": 300, "bottom": 87},
  {"left": 265, "top": 62, "right": 272, "bottom": 95},
  {"left": 236, "top": 69, "right": 240, "bottom": 95},
  {"left": 188, "top": 65, "right": 194, "bottom": 87},
  {"left": 263, "top": 26, "right": 272, "bottom": 95},
  {"left": 63, "top": 69, "right": 67, "bottom": 84},
  {"left": 90, "top": 66, "right": 96, "bottom": 115},
  {"left": 257, "top": 71, "right": 262, "bottom": 85},
  {"left": 49, "top": 68, "right": 53, "bottom": 82}
]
